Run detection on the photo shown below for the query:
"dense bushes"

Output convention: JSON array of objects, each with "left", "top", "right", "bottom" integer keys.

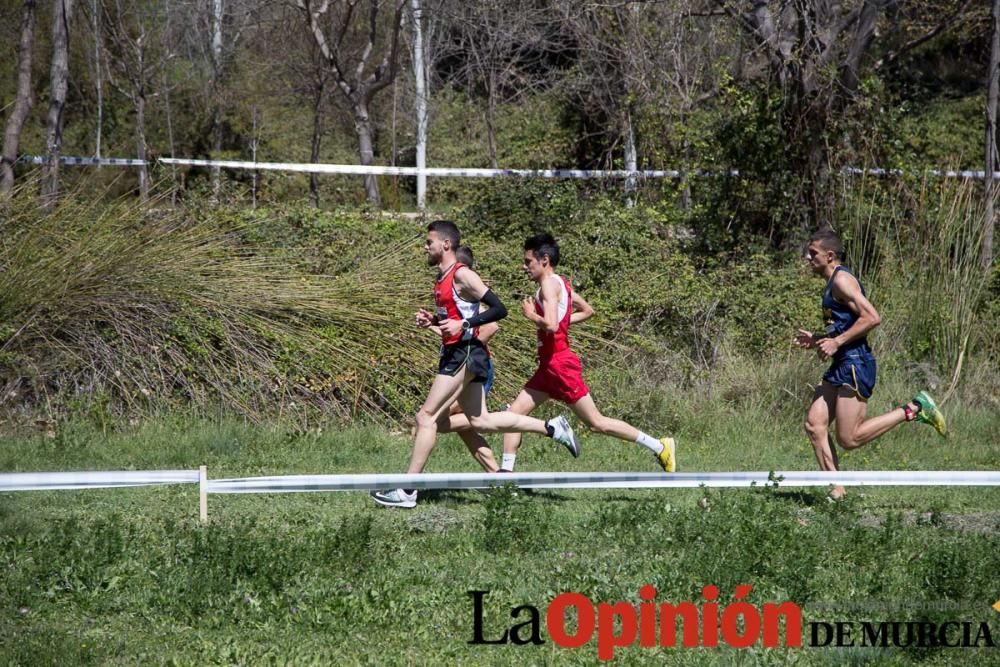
[
  {"left": 0, "top": 174, "right": 995, "bottom": 425},
  {"left": 0, "top": 183, "right": 437, "bottom": 423}
]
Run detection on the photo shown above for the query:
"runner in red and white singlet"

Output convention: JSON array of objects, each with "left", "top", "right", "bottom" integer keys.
[
  {"left": 523, "top": 273, "right": 589, "bottom": 404},
  {"left": 499, "top": 233, "right": 677, "bottom": 474},
  {"left": 425, "top": 245, "right": 501, "bottom": 474},
  {"left": 371, "top": 221, "right": 580, "bottom": 509}
]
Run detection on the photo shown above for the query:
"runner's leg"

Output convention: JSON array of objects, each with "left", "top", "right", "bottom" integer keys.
[
  {"left": 408, "top": 371, "right": 469, "bottom": 474},
  {"left": 501, "top": 388, "right": 549, "bottom": 455},
  {"left": 805, "top": 382, "right": 843, "bottom": 498}
]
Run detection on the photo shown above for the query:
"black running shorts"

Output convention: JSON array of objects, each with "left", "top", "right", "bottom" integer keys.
[{"left": 438, "top": 339, "right": 490, "bottom": 383}]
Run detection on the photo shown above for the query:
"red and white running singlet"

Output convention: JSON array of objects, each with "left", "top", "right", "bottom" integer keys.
[
  {"left": 534, "top": 274, "right": 573, "bottom": 359},
  {"left": 434, "top": 262, "right": 479, "bottom": 345},
  {"left": 525, "top": 273, "right": 588, "bottom": 403}
]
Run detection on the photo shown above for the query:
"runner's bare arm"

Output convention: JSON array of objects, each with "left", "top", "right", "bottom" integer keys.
[
  {"left": 453, "top": 266, "right": 489, "bottom": 301},
  {"left": 416, "top": 308, "right": 434, "bottom": 327},
  {"left": 437, "top": 267, "right": 507, "bottom": 338},
  {"left": 477, "top": 320, "right": 499, "bottom": 345},
  {"left": 816, "top": 271, "right": 881, "bottom": 358},
  {"left": 430, "top": 298, "right": 498, "bottom": 343},
  {"left": 521, "top": 297, "right": 541, "bottom": 324},
  {"left": 569, "top": 290, "right": 594, "bottom": 324},
  {"left": 536, "top": 276, "right": 562, "bottom": 332},
  {"left": 794, "top": 329, "right": 818, "bottom": 349}
]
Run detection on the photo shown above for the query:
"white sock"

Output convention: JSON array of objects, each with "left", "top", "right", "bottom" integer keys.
[
  {"left": 635, "top": 432, "right": 664, "bottom": 454},
  {"left": 501, "top": 453, "right": 516, "bottom": 471}
]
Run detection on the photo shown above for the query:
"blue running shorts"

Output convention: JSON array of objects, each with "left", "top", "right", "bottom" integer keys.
[
  {"left": 482, "top": 358, "right": 495, "bottom": 397},
  {"left": 822, "top": 351, "right": 877, "bottom": 399}
]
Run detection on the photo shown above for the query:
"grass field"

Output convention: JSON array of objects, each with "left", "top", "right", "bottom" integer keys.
[{"left": 1, "top": 403, "right": 999, "bottom": 665}]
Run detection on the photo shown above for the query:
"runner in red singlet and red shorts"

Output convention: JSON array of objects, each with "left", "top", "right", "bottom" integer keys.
[
  {"left": 499, "top": 233, "right": 677, "bottom": 473},
  {"left": 371, "top": 222, "right": 580, "bottom": 509}
]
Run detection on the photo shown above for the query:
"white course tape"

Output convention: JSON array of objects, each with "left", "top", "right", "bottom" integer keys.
[
  {"left": 19, "top": 155, "right": 1000, "bottom": 179},
  {"left": 3, "top": 469, "right": 997, "bottom": 494},
  {"left": 156, "top": 159, "right": 1000, "bottom": 180},
  {"left": 159, "top": 157, "right": 687, "bottom": 179},
  {"left": 0, "top": 470, "right": 200, "bottom": 492},
  {"left": 21, "top": 155, "right": 149, "bottom": 167},
  {"left": 206, "top": 470, "right": 1000, "bottom": 494},
  {"left": 841, "top": 167, "right": 1000, "bottom": 179}
]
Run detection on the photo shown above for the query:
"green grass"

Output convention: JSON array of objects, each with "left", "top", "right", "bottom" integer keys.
[{"left": 1, "top": 405, "right": 998, "bottom": 665}]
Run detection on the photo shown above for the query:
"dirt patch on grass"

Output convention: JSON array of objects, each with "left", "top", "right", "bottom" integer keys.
[
  {"left": 858, "top": 510, "right": 1000, "bottom": 534},
  {"left": 405, "top": 505, "right": 465, "bottom": 533}
]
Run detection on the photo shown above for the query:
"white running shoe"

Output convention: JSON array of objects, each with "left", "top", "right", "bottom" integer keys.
[
  {"left": 370, "top": 488, "right": 417, "bottom": 508},
  {"left": 547, "top": 415, "right": 580, "bottom": 458}
]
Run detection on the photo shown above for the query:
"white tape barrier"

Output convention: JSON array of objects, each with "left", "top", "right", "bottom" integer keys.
[
  {"left": 22, "top": 155, "right": 149, "bottom": 167},
  {"left": 155, "top": 159, "right": 1000, "bottom": 181},
  {"left": 0, "top": 470, "right": 200, "bottom": 492},
  {"left": 2, "top": 469, "right": 998, "bottom": 494},
  {"left": 19, "top": 155, "right": 1000, "bottom": 180},
  {"left": 841, "top": 167, "right": 1000, "bottom": 179},
  {"left": 160, "top": 157, "right": 689, "bottom": 179},
  {"left": 205, "top": 470, "right": 1000, "bottom": 494}
]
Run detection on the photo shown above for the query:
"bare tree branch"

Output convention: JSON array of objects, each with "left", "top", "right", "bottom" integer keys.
[{"left": 874, "top": 0, "right": 975, "bottom": 70}]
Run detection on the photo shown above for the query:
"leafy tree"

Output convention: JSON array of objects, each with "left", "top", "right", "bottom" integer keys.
[
  {"left": 294, "top": 0, "right": 407, "bottom": 208},
  {"left": 712, "top": 0, "right": 978, "bottom": 233}
]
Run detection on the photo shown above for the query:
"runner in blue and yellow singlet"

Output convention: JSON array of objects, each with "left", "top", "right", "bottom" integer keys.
[{"left": 795, "top": 229, "right": 948, "bottom": 500}]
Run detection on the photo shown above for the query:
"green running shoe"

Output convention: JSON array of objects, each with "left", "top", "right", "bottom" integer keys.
[{"left": 913, "top": 390, "right": 947, "bottom": 437}]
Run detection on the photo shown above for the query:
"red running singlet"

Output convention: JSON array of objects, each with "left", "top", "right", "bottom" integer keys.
[
  {"left": 534, "top": 274, "right": 573, "bottom": 359},
  {"left": 434, "top": 262, "right": 479, "bottom": 345}
]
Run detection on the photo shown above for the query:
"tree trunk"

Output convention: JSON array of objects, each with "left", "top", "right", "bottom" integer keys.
[
  {"left": 41, "top": 0, "right": 74, "bottom": 205},
  {"left": 839, "top": 0, "right": 889, "bottom": 96},
  {"left": 163, "top": 0, "right": 177, "bottom": 201},
  {"left": 250, "top": 106, "right": 259, "bottom": 208},
  {"left": 163, "top": 69, "right": 177, "bottom": 200},
  {"left": 410, "top": 0, "right": 427, "bottom": 211},
  {"left": 91, "top": 0, "right": 102, "bottom": 163},
  {"left": 294, "top": 0, "right": 405, "bottom": 209},
  {"left": 135, "top": 90, "right": 149, "bottom": 201},
  {"left": 411, "top": 0, "right": 428, "bottom": 210},
  {"left": 0, "top": 0, "right": 37, "bottom": 196},
  {"left": 622, "top": 3, "right": 640, "bottom": 209},
  {"left": 623, "top": 109, "right": 637, "bottom": 209},
  {"left": 309, "top": 85, "right": 324, "bottom": 208},
  {"left": 485, "top": 75, "right": 498, "bottom": 169},
  {"left": 807, "top": 130, "right": 832, "bottom": 228},
  {"left": 354, "top": 100, "right": 381, "bottom": 208},
  {"left": 986, "top": 0, "right": 1000, "bottom": 270},
  {"left": 210, "top": 0, "right": 223, "bottom": 198}
]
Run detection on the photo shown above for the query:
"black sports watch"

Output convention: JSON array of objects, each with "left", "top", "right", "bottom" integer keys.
[{"left": 461, "top": 319, "right": 471, "bottom": 331}]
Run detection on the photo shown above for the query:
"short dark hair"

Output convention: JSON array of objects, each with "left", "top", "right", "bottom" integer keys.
[
  {"left": 427, "top": 220, "right": 461, "bottom": 247},
  {"left": 524, "top": 233, "right": 560, "bottom": 267},
  {"left": 455, "top": 245, "right": 475, "bottom": 268},
  {"left": 810, "top": 229, "right": 843, "bottom": 259}
]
